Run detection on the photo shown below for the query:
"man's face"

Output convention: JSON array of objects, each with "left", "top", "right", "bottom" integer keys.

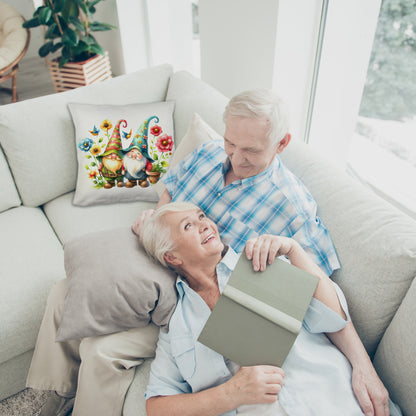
[
  {"left": 163, "top": 209, "right": 224, "bottom": 267},
  {"left": 224, "top": 116, "right": 279, "bottom": 179}
]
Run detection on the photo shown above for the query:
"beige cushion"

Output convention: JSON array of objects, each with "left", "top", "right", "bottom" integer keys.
[
  {"left": 56, "top": 228, "right": 177, "bottom": 341},
  {"left": 280, "top": 141, "right": 416, "bottom": 357},
  {"left": 0, "top": 4, "right": 27, "bottom": 69},
  {"left": 153, "top": 113, "right": 222, "bottom": 197}
]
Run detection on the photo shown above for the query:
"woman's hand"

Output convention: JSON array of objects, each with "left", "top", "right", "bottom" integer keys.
[
  {"left": 225, "top": 365, "right": 285, "bottom": 407},
  {"left": 131, "top": 209, "right": 156, "bottom": 236},
  {"left": 245, "top": 235, "right": 297, "bottom": 271}
]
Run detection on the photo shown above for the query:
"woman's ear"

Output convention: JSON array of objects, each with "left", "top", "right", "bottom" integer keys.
[{"left": 164, "top": 252, "right": 183, "bottom": 266}]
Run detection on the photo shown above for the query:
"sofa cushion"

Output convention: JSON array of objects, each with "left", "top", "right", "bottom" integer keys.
[
  {"left": 280, "top": 141, "right": 416, "bottom": 356},
  {"left": 373, "top": 277, "right": 416, "bottom": 416},
  {"left": 0, "top": 206, "right": 65, "bottom": 364},
  {"left": 166, "top": 70, "right": 228, "bottom": 146},
  {"left": 56, "top": 228, "right": 177, "bottom": 341},
  {"left": 0, "top": 64, "right": 173, "bottom": 207},
  {"left": 0, "top": 144, "right": 20, "bottom": 212},
  {"left": 153, "top": 113, "right": 222, "bottom": 197},
  {"left": 68, "top": 101, "right": 175, "bottom": 206},
  {"left": 43, "top": 192, "right": 156, "bottom": 244}
]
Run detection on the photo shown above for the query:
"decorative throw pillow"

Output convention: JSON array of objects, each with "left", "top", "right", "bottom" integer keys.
[
  {"left": 56, "top": 227, "right": 178, "bottom": 342},
  {"left": 153, "top": 113, "right": 223, "bottom": 197},
  {"left": 69, "top": 101, "right": 175, "bottom": 206}
]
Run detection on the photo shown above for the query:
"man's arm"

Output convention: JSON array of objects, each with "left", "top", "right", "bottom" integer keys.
[
  {"left": 327, "top": 323, "right": 390, "bottom": 416},
  {"left": 245, "top": 235, "right": 390, "bottom": 416}
]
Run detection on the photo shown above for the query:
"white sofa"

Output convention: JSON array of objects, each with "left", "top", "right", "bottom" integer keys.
[{"left": 0, "top": 64, "right": 415, "bottom": 416}]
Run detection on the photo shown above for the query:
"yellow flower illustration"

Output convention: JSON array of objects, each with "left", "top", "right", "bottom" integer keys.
[
  {"left": 100, "top": 119, "right": 112, "bottom": 131},
  {"left": 90, "top": 144, "right": 101, "bottom": 156}
]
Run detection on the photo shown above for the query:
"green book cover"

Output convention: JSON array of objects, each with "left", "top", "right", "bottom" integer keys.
[{"left": 198, "top": 255, "right": 319, "bottom": 367}]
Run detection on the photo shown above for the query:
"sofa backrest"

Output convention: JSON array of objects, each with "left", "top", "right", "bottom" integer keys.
[
  {"left": 280, "top": 141, "right": 416, "bottom": 356},
  {"left": 0, "top": 143, "right": 20, "bottom": 212},
  {"left": 166, "top": 70, "right": 229, "bottom": 144},
  {"left": 0, "top": 64, "right": 173, "bottom": 207}
]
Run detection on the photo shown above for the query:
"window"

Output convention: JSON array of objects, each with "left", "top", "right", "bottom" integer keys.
[{"left": 347, "top": 0, "right": 416, "bottom": 218}]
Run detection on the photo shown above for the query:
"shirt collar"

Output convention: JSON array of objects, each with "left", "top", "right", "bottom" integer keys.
[
  {"left": 221, "top": 156, "right": 280, "bottom": 187},
  {"left": 175, "top": 246, "right": 240, "bottom": 295}
]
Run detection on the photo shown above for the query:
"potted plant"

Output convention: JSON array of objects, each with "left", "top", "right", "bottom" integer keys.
[{"left": 23, "top": 0, "right": 116, "bottom": 92}]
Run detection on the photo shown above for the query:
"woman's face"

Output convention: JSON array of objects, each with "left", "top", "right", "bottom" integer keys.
[{"left": 163, "top": 209, "right": 224, "bottom": 266}]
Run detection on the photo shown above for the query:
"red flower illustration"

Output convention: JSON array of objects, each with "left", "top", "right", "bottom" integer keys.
[
  {"left": 150, "top": 125, "right": 163, "bottom": 136},
  {"left": 155, "top": 134, "right": 174, "bottom": 152}
]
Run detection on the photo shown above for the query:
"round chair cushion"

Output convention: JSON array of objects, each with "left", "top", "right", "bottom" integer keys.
[{"left": 0, "top": 3, "right": 28, "bottom": 70}]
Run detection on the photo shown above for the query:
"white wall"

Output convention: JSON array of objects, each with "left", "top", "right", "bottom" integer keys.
[
  {"left": 199, "top": 0, "right": 280, "bottom": 98},
  {"left": 146, "top": 0, "right": 194, "bottom": 72}
]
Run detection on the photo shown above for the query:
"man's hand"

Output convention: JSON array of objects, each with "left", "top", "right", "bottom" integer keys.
[
  {"left": 245, "top": 235, "right": 296, "bottom": 272},
  {"left": 131, "top": 209, "right": 156, "bottom": 236},
  {"left": 225, "top": 365, "right": 284, "bottom": 408},
  {"left": 352, "top": 364, "right": 390, "bottom": 416}
]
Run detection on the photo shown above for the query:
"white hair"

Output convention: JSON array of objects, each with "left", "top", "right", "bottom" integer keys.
[
  {"left": 140, "top": 201, "right": 200, "bottom": 267},
  {"left": 223, "top": 89, "right": 290, "bottom": 145}
]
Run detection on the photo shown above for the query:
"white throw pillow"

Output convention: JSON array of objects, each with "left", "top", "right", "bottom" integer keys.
[{"left": 69, "top": 102, "right": 175, "bottom": 206}]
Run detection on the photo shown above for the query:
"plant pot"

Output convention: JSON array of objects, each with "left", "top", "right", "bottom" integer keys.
[
  {"left": 47, "top": 52, "right": 112, "bottom": 93},
  {"left": 146, "top": 170, "right": 161, "bottom": 184}
]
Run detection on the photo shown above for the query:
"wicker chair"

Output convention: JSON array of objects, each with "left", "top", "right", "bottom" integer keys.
[{"left": 0, "top": 2, "right": 30, "bottom": 103}]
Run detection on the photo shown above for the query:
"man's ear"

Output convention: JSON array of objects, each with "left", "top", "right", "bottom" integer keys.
[
  {"left": 276, "top": 133, "right": 291, "bottom": 154},
  {"left": 164, "top": 252, "right": 183, "bottom": 266}
]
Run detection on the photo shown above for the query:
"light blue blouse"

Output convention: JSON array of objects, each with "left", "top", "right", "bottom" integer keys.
[{"left": 145, "top": 248, "right": 399, "bottom": 415}]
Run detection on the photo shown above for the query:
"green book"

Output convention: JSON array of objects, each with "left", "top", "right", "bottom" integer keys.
[{"left": 198, "top": 255, "right": 319, "bottom": 367}]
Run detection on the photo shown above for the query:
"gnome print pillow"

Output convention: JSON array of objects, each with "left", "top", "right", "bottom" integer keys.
[{"left": 69, "top": 102, "right": 175, "bottom": 206}]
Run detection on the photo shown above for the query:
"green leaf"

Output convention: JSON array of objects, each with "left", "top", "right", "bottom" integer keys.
[
  {"left": 51, "top": 42, "right": 63, "bottom": 53},
  {"left": 161, "top": 161, "right": 169, "bottom": 167},
  {"left": 38, "top": 41, "right": 54, "bottom": 57},
  {"left": 44, "top": 23, "right": 58, "bottom": 39},
  {"left": 153, "top": 154, "right": 159, "bottom": 161},
  {"left": 69, "top": 16, "right": 85, "bottom": 32},
  {"left": 23, "top": 17, "right": 41, "bottom": 28},
  {"left": 39, "top": 7, "right": 53, "bottom": 24},
  {"left": 85, "top": 165, "right": 89, "bottom": 170},
  {"left": 89, "top": 43, "right": 105, "bottom": 56},
  {"left": 62, "top": 28, "right": 79, "bottom": 46},
  {"left": 59, "top": 55, "right": 69, "bottom": 67},
  {"left": 53, "top": 0, "right": 65, "bottom": 14},
  {"left": 91, "top": 162, "right": 96, "bottom": 167},
  {"left": 89, "top": 22, "right": 116, "bottom": 31}
]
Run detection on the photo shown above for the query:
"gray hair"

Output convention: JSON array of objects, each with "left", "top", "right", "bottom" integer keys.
[
  {"left": 223, "top": 89, "right": 290, "bottom": 145},
  {"left": 140, "top": 201, "right": 200, "bottom": 267}
]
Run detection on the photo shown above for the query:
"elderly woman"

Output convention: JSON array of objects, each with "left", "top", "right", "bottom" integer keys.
[{"left": 140, "top": 202, "right": 400, "bottom": 416}]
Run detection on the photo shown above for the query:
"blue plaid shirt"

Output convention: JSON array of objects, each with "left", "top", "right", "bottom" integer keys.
[{"left": 163, "top": 140, "right": 340, "bottom": 275}]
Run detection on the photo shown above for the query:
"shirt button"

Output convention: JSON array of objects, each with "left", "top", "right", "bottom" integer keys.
[{"left": 217, "top": 192, "right": 222, "bottom": 197}]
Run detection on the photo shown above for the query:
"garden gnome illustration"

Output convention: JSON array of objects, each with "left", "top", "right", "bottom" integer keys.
[
  {"left": 98, "top": 119, "right": 126, "bottom": 188},
  {"left": 120, "top": 116, "right": 156, "bottom": 188}
]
